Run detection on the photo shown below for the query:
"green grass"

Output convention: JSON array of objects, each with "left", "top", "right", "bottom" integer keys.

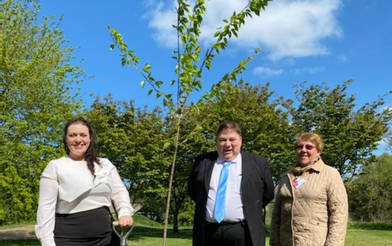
[
  {"left": 1, "top": 240, "right": 41, "bottom": 246},
  {"left": 1, "top": 218, "right": 392, "bottom": 246},
  {"left": 345, "top": 229, "right": 392, "bottom": 246},
  {"left": 347, "top": 221, "right": 392, "bottom": 230},
  {"left": 2, "top": 230, "right": 392, "bottom": 246}
]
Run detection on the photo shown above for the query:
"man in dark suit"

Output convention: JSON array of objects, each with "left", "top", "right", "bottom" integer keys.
[{"left": 188, "top": 121, "right": 275, "bottom": 246}]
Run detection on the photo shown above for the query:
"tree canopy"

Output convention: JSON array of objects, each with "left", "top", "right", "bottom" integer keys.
[
  {"left": 0, "top": 0, "right": 84, "bottom": 224},
  {"left": 348, "top": 153, "right": 392, "bottom": 222}
]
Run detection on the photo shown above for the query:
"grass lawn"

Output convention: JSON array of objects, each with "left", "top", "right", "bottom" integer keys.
[
  {"left": 1, "top": 229, "right": 392, "bottom": 246},
  {"left": 1, "top": 240, "right": 41, "bottom": 246},
  {"left": 344, "top": 229, "right": 392, "bottom": 246},
  {"left": 1, "top": 218, "right": 391, "bottom": 246}
]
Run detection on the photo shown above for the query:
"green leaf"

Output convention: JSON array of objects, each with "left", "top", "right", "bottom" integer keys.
[
  {"left": 163, "top": 142, "right": 171, "bottom": 150},
  {"left": 143, "top": 64, "right": 152, "bottom": 72}
]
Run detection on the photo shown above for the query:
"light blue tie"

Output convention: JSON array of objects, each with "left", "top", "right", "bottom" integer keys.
[{"left": 214, "top": 161, "right": 232, "bottom": 223}]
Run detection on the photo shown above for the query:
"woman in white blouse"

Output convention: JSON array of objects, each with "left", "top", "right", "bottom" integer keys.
[{"left": 35, "top": 118, "right": 134, "bottom": 246}]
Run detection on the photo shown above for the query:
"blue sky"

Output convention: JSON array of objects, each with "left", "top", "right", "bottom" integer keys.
[{"left": 37, "top": 0, "right": 391, "bottom": 151}]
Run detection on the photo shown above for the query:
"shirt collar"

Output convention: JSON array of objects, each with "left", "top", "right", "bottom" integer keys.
[{"left": 217, "top": 153, "right": 241, "bottom": 164}]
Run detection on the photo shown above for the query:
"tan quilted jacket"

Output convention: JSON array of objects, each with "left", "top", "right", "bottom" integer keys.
[{"left": 270, "top": 159, "right": 348, "bottom": 246}]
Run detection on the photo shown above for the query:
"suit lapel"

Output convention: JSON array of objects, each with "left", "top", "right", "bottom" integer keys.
[
  {"left": 241, "top": 152, "right": 251, "bottom": 185},
  {"left": 204, "top": 156, "right": 217, "bottom": 193}
]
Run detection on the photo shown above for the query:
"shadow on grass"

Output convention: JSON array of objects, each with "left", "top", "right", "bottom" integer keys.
[
  {"left": 124, "top": 225, "right": 192, "bottom": 241},
  {"left": 0, "top": 239, "right": 41, "bottom": 246},
  {"left": 0, "top": 226, "right": 192, "bottom": 245},
  {"left": 0, "top": 233, "right": 192, "bottom": 246},
  {"left": 347, "top": 222, "right": 392, "bottom": 231}
]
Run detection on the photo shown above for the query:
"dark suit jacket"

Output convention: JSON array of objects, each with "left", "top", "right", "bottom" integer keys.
[{"left": 188, "top": 151, "right": 275, "bottom": 246}]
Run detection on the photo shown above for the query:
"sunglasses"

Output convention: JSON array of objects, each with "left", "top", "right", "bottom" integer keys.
[{"left": 296, "top": 144, "right": 316, "bottom": 150}]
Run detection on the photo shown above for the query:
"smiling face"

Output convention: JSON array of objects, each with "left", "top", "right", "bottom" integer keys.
[
  {"left": 65, "top": 123, "right": 91, "bottom": 161},
  {"left": 295, "top": 140, "right": 320, "bottom": 167},
  {"left": 216, "top": 129, "right": 242, "bottom": 161}
]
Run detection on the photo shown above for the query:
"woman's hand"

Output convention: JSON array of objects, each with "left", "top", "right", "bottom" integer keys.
[{"left": 118, "top": 215, "right": 133, "bottom": 227}]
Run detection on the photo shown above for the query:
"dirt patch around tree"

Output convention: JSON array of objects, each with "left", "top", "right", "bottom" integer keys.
[{"left": 0, "top": 225, "right": 36, "bottom": 240}]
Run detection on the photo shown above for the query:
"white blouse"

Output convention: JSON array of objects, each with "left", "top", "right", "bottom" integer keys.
[{"left": 35, "top": 156, "right": 134, "bottom": 246}]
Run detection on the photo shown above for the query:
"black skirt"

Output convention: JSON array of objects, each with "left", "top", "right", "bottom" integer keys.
[{"left": 54, "top": 206, "right": 120, "bottom": 246}]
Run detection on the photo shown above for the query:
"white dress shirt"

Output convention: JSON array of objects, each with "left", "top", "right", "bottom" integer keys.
[{"left": 205, "top": 154, "right": 244, "bottom": 223}]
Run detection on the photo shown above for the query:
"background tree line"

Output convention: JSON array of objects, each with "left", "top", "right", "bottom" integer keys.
[{"left": 1, "top": 0, "right": 392, "bottom": 231}]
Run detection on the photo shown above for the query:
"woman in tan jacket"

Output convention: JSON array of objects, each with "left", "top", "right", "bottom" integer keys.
[{"left": 270, "top": 133, "right": 348, "bottom": 246}]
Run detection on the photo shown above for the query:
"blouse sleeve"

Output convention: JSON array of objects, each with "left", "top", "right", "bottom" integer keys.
[
  {"left": 35, "top": 161, "right": 58, "bottom": 246},
  {"left": 109, "top": 162, "right": 135, "bottom": 217}
]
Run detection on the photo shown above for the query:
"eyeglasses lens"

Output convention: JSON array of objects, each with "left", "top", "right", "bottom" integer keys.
[{"left": 296, "top": 145, "right": 315, "bottom": 150}]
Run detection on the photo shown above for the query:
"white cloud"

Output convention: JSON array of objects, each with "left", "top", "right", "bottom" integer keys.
[
  {"left": 290, "top": 66, "right": 325, "bottom": 75},
  {"left": 142, "top": 1, "right": 178, "bottom": 48},
  {"left": 144, "top": 0, "right": 343, "bottom": 61},
  {"left": 337, "top": 54, "right": 349, "bottom": 63},
  {"left": 253, "top": 66, "right": 284, "bottom": 77}
]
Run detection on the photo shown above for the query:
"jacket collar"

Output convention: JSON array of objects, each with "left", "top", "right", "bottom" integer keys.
[
  {"left": 287, "top": 157, "right": 325, "bottom": 177},
  {"left": 311, "top": 158, "right": 325, "bottom": 172}
]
